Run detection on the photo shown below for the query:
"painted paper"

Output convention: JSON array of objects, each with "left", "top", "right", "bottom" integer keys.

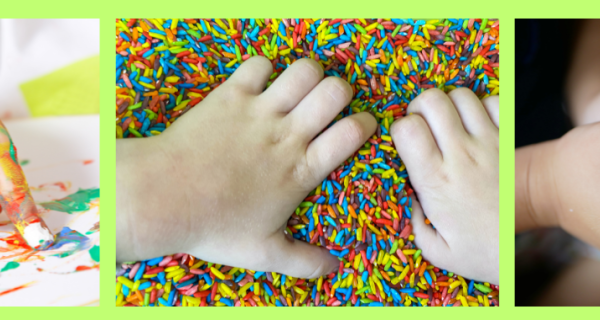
[{"left": 0, "top": 115, "right": 99, "bottom": 306}]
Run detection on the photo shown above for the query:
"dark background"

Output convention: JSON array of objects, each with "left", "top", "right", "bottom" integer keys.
[{"left": 515, "top": 19, "right": 580, "bottom": 306}]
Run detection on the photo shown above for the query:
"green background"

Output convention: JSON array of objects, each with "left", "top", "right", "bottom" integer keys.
[{"left": 1, "top": 0, "right": 599, "bottom": 314}]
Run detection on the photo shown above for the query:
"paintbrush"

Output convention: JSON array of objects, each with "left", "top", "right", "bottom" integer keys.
[{"left": 0, "top": 122, "right": 54, "bottom": 249}]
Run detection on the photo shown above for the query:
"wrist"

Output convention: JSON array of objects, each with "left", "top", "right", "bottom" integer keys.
[
  {"left": 515, "top": 139, "right": 561, "bottom": 232},
  {"left": 116, "top": 136, "right": 188, "bottom": 262}
]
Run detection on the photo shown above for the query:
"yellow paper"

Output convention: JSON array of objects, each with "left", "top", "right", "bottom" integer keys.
[{"left": 20, "top": 55, "right": 99, "bottom": 117}]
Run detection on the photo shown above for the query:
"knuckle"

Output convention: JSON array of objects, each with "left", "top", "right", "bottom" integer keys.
[
  {"left": 292, "top": 157, "right": 319, "bottom": 191},
  {"left": 326, "top": 77, "right": 352, "bottom": 103},
  {"left": 241, "top": 55, "right": 273, "bottom": 77},
  {"left": 297, "top": 58, "right": 323, "bottom": 79},
  {"left": 421, "top": 88, "right": 447, "bottom": 101},
  {"left": 482, "top": 94, "right": 500, "bottom": 109},
  {"left": 448, "top": 86, "right": 474, "bottom": 99},
  {"left": 251, "top": 55, "right": 272, "bottom": 68},
  {"left": 410, "top": 88, "right": 447, "bottom": 113},
  {"left": 304, "top": 259, "right": 329, "bottom": 279},
  {"left": 342, "top": 117, "right": 365, "bottom": 147},
  {"left": 393, "top": 115, "right": 422, "bottom": 140}
]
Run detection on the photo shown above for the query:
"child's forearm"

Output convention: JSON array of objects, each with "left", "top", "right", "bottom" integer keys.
[
  {"left": 116, "top": 138, "right": 190, "bottom": 263},
  {"left": 515, "top": 140, "right": 561, "bottom": 233},
  {"left": 566, "top": 19, "right": 600, "bottom": 126}
]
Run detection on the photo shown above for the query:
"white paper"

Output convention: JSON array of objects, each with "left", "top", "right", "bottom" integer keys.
[{"left": 0, "top": 115, "right": 99, "bottom": 306}]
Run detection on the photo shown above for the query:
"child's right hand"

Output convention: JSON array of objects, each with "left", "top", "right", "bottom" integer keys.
[
  {"left": 116, "top": 56, "right": 377, "bottom": 279},
  {"left": 391, "top": 88, "right": 499, "bottom": 284},
  {"left": 516, "top": 122, "right": 600, "bottom": 249}
]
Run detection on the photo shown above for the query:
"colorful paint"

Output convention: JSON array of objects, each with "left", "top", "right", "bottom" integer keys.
[
  {"left": 0, "top": 114, "right": 99, "bottom": 306},
  {"left": 45, "top": 227, "right": 92, "bottom": 258},
  {"left": 1, "top": 261, "right": 20, "bottom": 272},
  {"left": 39, "top": 188, "right": 100, "bottom": 214},
  {"left": 0, "top": 181, "right": 100, "bottom": 304},
  {"left": 0, "top": 282, "right": 35, "bottom": 297},
  {"left": 89, "top": 245, "right": 100, "bottom": 262},
  {"left": 0, "top": 122, "right": 54, "bottom": 249}
]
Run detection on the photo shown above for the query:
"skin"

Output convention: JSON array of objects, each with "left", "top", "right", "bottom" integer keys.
[
  {"left": 117, "top": 56, "right": 500, "bottom": 282},
  {"left": 515, "top": 19, "right": 600, "bottom": 305},
  {"left": 117, "top": 57, "right": 377, "bottom": 279},
  {"left": 515, "top": 123, "right": 600, "bottom": 248},
  {"left": 391, "top": 88, "right": 499, "bottom": 284},
  {"left": 516, "top": 19, "right": 600, "bottom": 249}
]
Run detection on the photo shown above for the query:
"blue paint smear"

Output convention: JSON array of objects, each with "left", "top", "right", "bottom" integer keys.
[{"left": 45, "top": 227, "right": 92, "bottom": 258}]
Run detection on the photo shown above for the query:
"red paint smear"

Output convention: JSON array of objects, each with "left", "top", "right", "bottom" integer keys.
[
  {"left": 0, "top": 233, "right": 42, "bottom": 262},
  {"left": 0, "top": 233, "right": 32, "bottom": 252},
  {"left": 0, "top": 284, "right": 30, "bottom": 297},
  {"left": 36, "top": 182, "right": 69, "bottom": 192},
  {"left": 75, "top": 265, "right": 99, "bottom": 272},
  {"left": 83, "top": 159, "right": 94, "bottom": 165},
  {"left": 37, "top": 264, "right": 99, "bottom": 273}
]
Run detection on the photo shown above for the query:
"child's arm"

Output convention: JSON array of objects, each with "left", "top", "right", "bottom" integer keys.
[
  {"left": 515, "top": 123, "right": 600, "bottom": 249},
  {"left": 116, "top": 57, "right": 377, "bottom": 279},
  {"left": 516, "top": 19, "right": 600, "bottom": 247},
  {"left": 390, "top": 88, "right": 499, "bottom": 284},
  {"left": 515, "top": 140, "right": 559, "bottom": 232}
]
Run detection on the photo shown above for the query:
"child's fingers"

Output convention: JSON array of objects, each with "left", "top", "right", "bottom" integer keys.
[
  {"left": 447, "top": 88, "right": 497, "bottom": 136},
  {"left": 224, "top": 56, "right": 273, "bottom": 95},
  {"left": 406, "top": 88, "right": 468, "bottom": 152},
  {"left": 261, "top": 58, "right": 324, "bottom": 113},
  {"left": 409, "top": 195, "right": 450, "bottom": 269},
  {"left": 289, "top": 77, "right": 353, "bottom": 141},
  {"left": 303, "top": 113, "right": 377, "bottom": 188},
  {"left": 481, "top": 95, "right": 500, "bottom": 128},
  {"left": 390, "top": 114, "right": 442, "bottom": 183},
  {"left": 267, "top": 233, "right": 338, "bottom": 279}
]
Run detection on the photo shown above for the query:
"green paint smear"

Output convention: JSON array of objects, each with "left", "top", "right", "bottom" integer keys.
[
  {"left": 19, "top": 159, "right": 29, "bottom": 166},
  {"left": 1, "top": 261, "right": 20, "bottom": 272},
  {"left": 0, "top": 127, "right": 18, "bottom": 163},
  {"left": 39, "top": 188, "right": 99, "bottom": 214},
  {"left": 89, "top": 245, "right": 100, "bottom": 262}
]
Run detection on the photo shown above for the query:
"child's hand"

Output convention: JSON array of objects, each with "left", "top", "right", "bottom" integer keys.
[
  {"left": 390, "top": 88, "right": 499, "bottom": 284},
  {"left": 116, "top": 56, "right": 377, "bottom": 279},
  {"left": 516, "top": 122, "right": 600, "bottom": 249}
]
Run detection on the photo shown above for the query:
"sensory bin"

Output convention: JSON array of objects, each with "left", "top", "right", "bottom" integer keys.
[{"left": 116, "top": 18, "right": 499, "bottom": 307}]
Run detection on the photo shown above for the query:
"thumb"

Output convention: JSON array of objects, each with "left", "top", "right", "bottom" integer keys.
[
  {"left": 409, "top": 194, "right": 450, "bottom": 268},
  {"left": 264, "top": 231, "right": 338, "bottom": 279}
]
